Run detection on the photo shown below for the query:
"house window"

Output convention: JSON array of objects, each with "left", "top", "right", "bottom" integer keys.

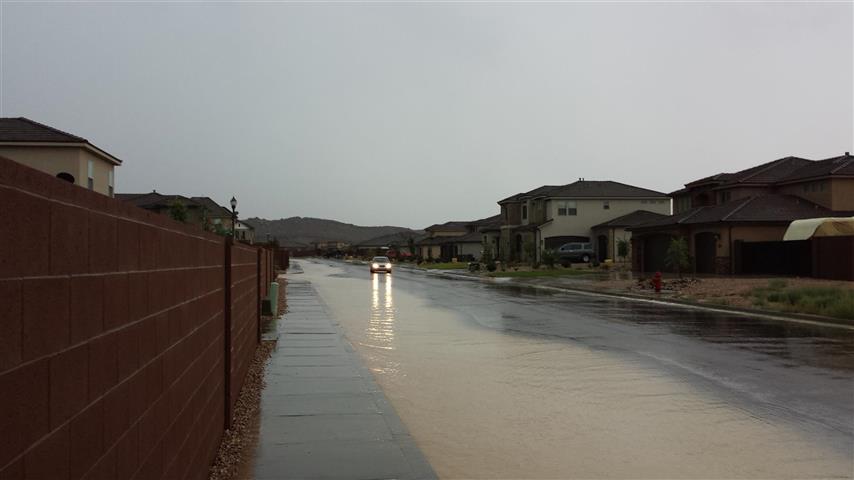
[
  {"left": 558, "top": 201, "right": 577, "bottom": 216},
  {"left": 108, "top": 170, "right": 114, "bottom": 197},
  {"left": 87, "top": 160, "right": 94, "bottom": 190},
  {"left": 522, "top": 205, "right": 528, "bottom": 220},
  {"left": 603, "top": 201, "right": 610, "bottom": 210}
]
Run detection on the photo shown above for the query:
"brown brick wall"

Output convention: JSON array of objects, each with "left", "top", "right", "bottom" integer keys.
[{"left": 0, "top": 157, "right": 277, "bottom": 480}]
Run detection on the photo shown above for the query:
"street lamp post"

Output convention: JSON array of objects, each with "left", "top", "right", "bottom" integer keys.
[{"left": 230, "top": 196, "right": 238, "bottom": 238}]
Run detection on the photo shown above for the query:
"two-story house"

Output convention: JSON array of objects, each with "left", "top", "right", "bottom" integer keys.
[
  {"left": 417, "top": 215, "right": 501, "bottom": 261},
  {"left": 0, "top": 117, "right": 122, "bottom": 196},
  {"left": 630, "top": 153, "right": 854, "bottom": 275},
  {"left": 498, "top": 180, "right": 671, "bottom": 262}
]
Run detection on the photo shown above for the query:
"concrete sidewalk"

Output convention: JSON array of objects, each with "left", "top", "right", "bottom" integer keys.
[{"left": 251, "top": 279, "right": 436, "bottom": 480}]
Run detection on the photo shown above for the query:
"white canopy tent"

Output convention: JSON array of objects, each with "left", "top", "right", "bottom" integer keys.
[{"left": 783, "top": 217, "right": 854, "bottom": 241}]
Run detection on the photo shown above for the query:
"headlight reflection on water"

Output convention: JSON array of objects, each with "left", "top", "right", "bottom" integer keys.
[{"left": 368, "top": 274, "right": 395, "bottom": 350}]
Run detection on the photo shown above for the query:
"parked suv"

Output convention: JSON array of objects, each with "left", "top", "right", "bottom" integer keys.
[{"left": 556, "top": 242, "right": 595, "bottom": 265}]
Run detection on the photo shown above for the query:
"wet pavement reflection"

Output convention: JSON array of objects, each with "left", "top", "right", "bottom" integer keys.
[{"left": 301, "top": 260, "right": 854, "bottom": 479}]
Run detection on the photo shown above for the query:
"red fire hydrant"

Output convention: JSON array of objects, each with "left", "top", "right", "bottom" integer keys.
[{"left": 653, "top": 271, "right": 662, "bottom": 293}]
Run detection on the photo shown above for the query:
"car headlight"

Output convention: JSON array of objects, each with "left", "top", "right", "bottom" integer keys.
[
  {"left": 372, "top": 263, "right": 379, "bottom": 268},
  {"left": 385, "top": 263, "right": 392, "bottom": 268}
]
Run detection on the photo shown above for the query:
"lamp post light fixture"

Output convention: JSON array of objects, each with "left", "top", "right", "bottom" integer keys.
[{"left": 230, "top": 196, "right": 238, "bottom": 238}]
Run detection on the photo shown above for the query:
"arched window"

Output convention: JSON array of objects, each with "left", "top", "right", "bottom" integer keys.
[{"left": 56, "top": 172, "right": 75, "bottom": 183}]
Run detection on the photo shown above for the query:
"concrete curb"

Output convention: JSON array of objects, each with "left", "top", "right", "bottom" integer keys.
[
  {"left": 404, "top": 265, "right": 853, "bottom": 329},
  {"left": 531, "top": 282, "right": 854, "bottom": 329}
]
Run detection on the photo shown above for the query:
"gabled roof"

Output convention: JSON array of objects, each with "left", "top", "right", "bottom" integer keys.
[
  {"left": 715, "top": 156, "right": 812, "bottom": 188},
  {"left": 117, "top": 192, "right": 196, "bottom": 209},
  {"left": 685, "top": 172, "right": 735, "bottom": 187},
  {"left": 630, "top": 194, "right": 831, "bottom": 230},
  {"left": 592, "top": 210, "right": 669, "bottom": 229},
  {"left": 546, "top": 180, "right": 668, "bottom": 198},
  {"left": 677, "top": 154, "right": 853, "bottom": 192},
  {"left": 118, "top": 192, "right": 231, "bottom": 217},
  {"left": 472, "top": 214, "right": 502, "bottom": 231},
  {"left": 425, "top": 221, "right": 470, "bottom": 233},
  {"left": 500, "top": 180, "right": 667, "bottom": 204},
  {"left": 777, "top": 154, "right": 854, "bottom": 184},
  {"left": 190, "top": 196, "right": 232, "bottom": 217},
  {"left": 498, "top": 192, "right": 525, "bottom": 204},
  {"left": 0, "top": 117, "right": 122, "bottom": 165}
]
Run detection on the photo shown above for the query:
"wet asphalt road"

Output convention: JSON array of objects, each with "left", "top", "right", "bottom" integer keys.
[{"left": 296, "top": 259, "right": 854, "bottom": 478}]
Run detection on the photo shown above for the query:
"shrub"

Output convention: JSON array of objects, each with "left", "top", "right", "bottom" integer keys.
[
  {"left": 617, "top": 238, "right": 629, "bottom": 262},
  {"left": 523, "top": 240, "right": 537, "bottom": 267},
  {"left": 541, "top": 249, "right": 556, "bottom": 269},
  {"left": 665, "top": 237, "right": 691, "bottom": 277},
  {"left": 481, "top": 242, "right": 497, "bottom": 272}
]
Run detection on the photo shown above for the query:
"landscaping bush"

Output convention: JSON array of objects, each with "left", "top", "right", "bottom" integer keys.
[
  {"left": 617, "top": 238, "right": 629, "bottom": 262},
  {"left": 541, "top": 249, "right": 556, "bottom": 269},
  {"left": 665, "top": 237, "right": 691, "bottom": 277}
]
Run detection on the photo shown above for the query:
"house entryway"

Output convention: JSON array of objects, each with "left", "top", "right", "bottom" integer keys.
[
  {"left": 597, "top": 235, "right": 608, "bottom": 262},
  {"left": 694, "top": 232, "right": 717, "bottom": 274}
]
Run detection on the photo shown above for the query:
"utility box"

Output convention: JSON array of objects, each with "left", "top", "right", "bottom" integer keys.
[{"left": 268, "top": 282, "right": 279, "bottom": 317}]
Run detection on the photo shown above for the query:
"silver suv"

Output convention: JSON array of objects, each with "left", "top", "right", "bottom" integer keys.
[{"left": 556, "top": 242, "right": 595, "bottom": 265}]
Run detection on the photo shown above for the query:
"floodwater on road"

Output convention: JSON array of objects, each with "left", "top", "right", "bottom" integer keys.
[{"left": 298, "top": 260, "right": 854, "bottom": 479}]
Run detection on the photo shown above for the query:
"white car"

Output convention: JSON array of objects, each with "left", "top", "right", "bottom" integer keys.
[{"left": 370, "top": 256, "right": 392, "bottom": 274}]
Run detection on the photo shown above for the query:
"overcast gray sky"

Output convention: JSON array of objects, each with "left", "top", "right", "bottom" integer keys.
[{"left": 2, "top": 1, "right": 851, "bottom": 228}]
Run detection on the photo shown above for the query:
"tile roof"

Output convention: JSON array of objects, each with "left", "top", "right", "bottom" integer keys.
[
  {"left": 777, "top": 154, "right": 854, "bottom": 183},
  {"left": 470, "top": 214, "right": 502, "bottom": 229},
  {"left": 545, "top": 180, "right": 668, "bottom": 198},
  {"left": 716, "top": 156, "right": 812, "bottom": 187},
  {"left": 190, "top": 196, "right": 232, "bottom": 217},
  {"left": 498, "top": 192, "right": 525, "bottom": 204},
  {"left": 0, "top": 117, "right": 86, "bottom": 143},
  {"left": 592, "top": 210, "right": 669, "bottom": 229},
  {"left": 425, "top": 221, "right": 470, "bottom": 232},
  {"left": 118, "top": 192, "right": 231, "bottom": 217},
  {"left": 500, "top": 180, "right": 668, "bottom": 204},
  {"left": 0, "top": 117, "right": 122, "bottom": 165},
  {"left": 684, "top": 172, "right": 734, "bottom": 187},
  {"left": 630, "top": 194, "right": 831, "bottom": 230}
]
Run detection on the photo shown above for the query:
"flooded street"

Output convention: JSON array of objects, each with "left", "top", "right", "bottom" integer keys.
[{"left": 298, "top": 260, "right": 854, "bottom": 479}]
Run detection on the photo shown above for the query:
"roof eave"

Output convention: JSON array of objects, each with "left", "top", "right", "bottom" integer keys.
[{"left": 0, "top": 140, "right": 123, "bottom": 165}]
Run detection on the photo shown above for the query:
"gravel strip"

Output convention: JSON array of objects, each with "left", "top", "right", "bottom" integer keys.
[
  {"left": 208, "top": 272, "right": 287, "bottom": 480},
  {"left": 208, "top": 340, "right": 276, "bottom": 480}
]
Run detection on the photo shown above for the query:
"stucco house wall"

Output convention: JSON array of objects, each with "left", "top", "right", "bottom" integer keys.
[
  {"left": 539, "top": 198, "right": 670, "bottom": 241},
  {"left": 0, "top": 145, "right": 116, "bottom": 196}
]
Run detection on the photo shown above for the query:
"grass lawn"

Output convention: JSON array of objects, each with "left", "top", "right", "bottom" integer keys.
[
  {"left": 489, "top": 268, "right": 594, "bottom": 278},
  {"left": 748, "top": 280, "right": 854, "bottom": 320},
  {"left": 418, "top": 262, "right": 470, "bottom": 270}
]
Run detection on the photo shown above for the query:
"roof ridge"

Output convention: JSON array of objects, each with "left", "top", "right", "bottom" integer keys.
[
  {"left": 737, "top": 157, "right": 801, "bottom": 183},
  {"left": 13, "top": 117, "right": 87, "bottom": 143},
  {"left": 830, "top": 157, "right": 854, "bottom": 174},
  {"left": 721, "top": 196, "right": 755, "bottom": 221}
]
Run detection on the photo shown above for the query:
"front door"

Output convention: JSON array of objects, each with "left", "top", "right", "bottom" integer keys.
[
  {"left": 695, "top": 232, "right": 717, "bottom": 274},
  {"left": 597, "top": 235, "right": 608, "bottom": 262}
]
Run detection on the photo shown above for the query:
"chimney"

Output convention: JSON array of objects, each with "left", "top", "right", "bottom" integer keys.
[{"left": 846, "top": 151, "right": 850, "bottom": 157}]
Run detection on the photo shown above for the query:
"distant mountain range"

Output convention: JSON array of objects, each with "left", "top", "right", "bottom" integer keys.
[{"left": 244, "top": 216, "right": 422, "bottom": 247}]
